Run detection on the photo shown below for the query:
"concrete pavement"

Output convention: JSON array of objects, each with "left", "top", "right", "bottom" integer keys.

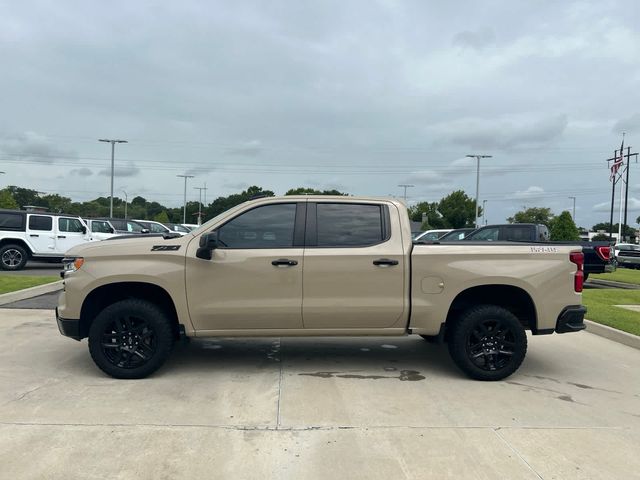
[{"left": 0, "top": 309, "right": 639, "bottom": 479}]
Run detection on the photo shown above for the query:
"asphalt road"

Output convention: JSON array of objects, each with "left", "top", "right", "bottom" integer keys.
[
  {"left": 3, "top": 262, "right": 62, "bottom": 276},
  {"left": 1, "top": 308, "right": 638, "bottom": 479}
]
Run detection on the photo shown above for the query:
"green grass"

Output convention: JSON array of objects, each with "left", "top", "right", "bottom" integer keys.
[
  {"left": 0, "top": 275, "right": 59, "bottom": 295},
  {"left": 591, "top": 268, "right": 640, "bottom": 285},
  {"left": 582, "top": 289, "right": 640, "bottom": 336}
]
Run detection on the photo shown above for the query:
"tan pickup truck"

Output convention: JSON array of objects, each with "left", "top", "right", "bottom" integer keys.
[{"left": 56, "top": 196, "right": 586, "bottom": 381}]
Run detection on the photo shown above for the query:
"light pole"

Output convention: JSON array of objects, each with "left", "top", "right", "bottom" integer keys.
[
  {"left": 466, "top": 154, "right": 493, "bottom": 228},
  {"left": 568, "top": 196, "right": 576, "bottom": 220},
  {"left": 482, "top": 200, "right": 487, "bottom": 225},
  {"left": 99, "top": 139, "right": 128, "bottom": 217},
  {"left": 121, "top": 190, "right": 128, "bottom": 219},
  {"left": 397, "top": 184, "right": 414, "bottom": 202},
  {"left": 177, "top": 174, "right": 195, "bottom": 223},
  {"left": 194, "top": 186, "right": 207, "bottom": 225}
]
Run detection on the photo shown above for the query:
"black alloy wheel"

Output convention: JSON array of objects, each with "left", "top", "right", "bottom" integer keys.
[
  {"left": 448, "top": 305, "right": 527, "bottom": 381},
  {"left": 88, "top": 299, "right": 174, "bottom": 379}
]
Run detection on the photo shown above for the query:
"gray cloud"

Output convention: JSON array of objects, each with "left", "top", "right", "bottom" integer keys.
[
  {"left": 0, "top": 132, "right": 77, "bottom": 164},
  {"left": 511, "top": 186, "right": 546, "bottom": 200},
  {"left": 613, "top": 113, "right": 640, "bottom": 134},
  {"left": 429, "top": 114, "right": 568, "bottom": 150},
  {"left": 70, "top": 167, "right": 93, "bottom": 176},
  {"left": 452, "top": 28, "right": 496, "bottom": 50},
  {"left": 227, "top": 140, "right": 262, "bottom": 157},
  {"left": 97, "top": 163, "right": 140, "bottom": 178}
]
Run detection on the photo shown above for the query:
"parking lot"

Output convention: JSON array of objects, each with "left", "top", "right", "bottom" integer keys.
[{"left": 0, "top": 307, "right": 638, "bottom": 479}]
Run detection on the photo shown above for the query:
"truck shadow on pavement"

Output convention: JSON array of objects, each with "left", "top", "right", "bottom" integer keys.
[{"left": 161, "top": 336, "right": 460, "bottom": 380}]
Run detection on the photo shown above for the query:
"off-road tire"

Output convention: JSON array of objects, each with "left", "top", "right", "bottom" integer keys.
[
  {"left": 0, "top": 244, "right": 29, "bottom": 271},
  {"left": 448, "top": 305, "right": 527, "bottom": 381},
  {"left": 88, "top": 299, "right": 174, "bottom": 379}
]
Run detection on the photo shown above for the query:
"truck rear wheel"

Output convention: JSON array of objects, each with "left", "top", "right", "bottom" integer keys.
[
  {"left": 88, "top": 299, "right": 174, "bottom": 379},
  {"left": 0, "top": 244, "right": 28, "bottom": 271},
  {"left": 448, "top": 305, "right": 527, "bottom": 381}
]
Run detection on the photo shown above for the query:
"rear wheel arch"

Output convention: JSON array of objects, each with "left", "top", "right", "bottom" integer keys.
[
  {"left": 80, "top": 282, "right": 181, "bottom": 340},
  {"left": 445, "top": 284, "right": 538, "bottom": 336}
]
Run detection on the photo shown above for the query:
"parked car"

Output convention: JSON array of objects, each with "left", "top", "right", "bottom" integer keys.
[
  {"left": 438, "top": 228, "right": 476, "bottom": 241},
  {"left": 58, "top": 196, "right": 585, "bottom": 381},
  {"left": 181, "top": 223, "right": 199, "bottom": 231},
  {"left": 133, "top": 219, "right": 173, "bottom": 235},
  {"left": 164, "top": 223, "right": 191, "bottom": 235},
  {"left": 0, "top": 209, "right": 93, "bottom": 270},
  {"left": 465, "top": 223, "right": 614, "bottom": 280},
  {"left": 83, "top": 219, "right": 119, "bottom": 241},
  {"left": 96, "top": 218, "right": 149, "bottom": 234},
  {"left": 614, "top": 243, "right": 640, "bottom": 268},
  {"left": 414, "top": 229, "right": 452, "bottom": 242}
]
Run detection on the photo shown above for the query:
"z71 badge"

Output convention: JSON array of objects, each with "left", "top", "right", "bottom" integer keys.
[
  {"left": 151, "top": 245, "right": 181, "bottom": 251},
  {"left": 530, "top": 246, "right": 558, "bottom": 253}
]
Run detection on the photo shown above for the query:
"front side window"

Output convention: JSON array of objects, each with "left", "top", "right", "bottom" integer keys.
[
  {"left": 127, "top": 221, "right": 145, "bottom": 232},
  {"left": 218, "top": 203, "right": 296, "bottom": 248},
  {"left": 150, "top": 223, "right": 167, "bottom": 233},
  {"left": 29, "top": 215, "right": 53, "bottom": 231},
  {"left": 504, "top": 227, "right": 530, "bottom": 241},
  {"left": 58, "top": 217, "right": 84, "bottom": 233},
  {"left": 316, "top": 203, "right": 384, "bottom": 247}
]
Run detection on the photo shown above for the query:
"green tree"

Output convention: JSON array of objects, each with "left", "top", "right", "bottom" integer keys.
[
  {"left": 550, "top": 211, "right": 580, "bottom": 241},
  {"left": 591, "top": 234, "right": 610, "bottom": 241},
  {"left": 507, "top": 207, "right": 554, "bottom": 226},
  {"left": 437, "top": 190, "right": 478, "bottom": 228},
  {"left": 204, "top": 186, "right": 275, "bottom": 219},
  {"left": 154, "top": 210, "right": 170, "bottom": 223},
  {"left": 4, "top": 186, "right": 40, "bottom": 208},
  {"left": 592, "top": 222, "right": 635, "bottom": 239},
  {"left": 285, "top": 187, "right": 348, "bottom": 196},
  {"left": 407, "top": 201, "right": 447, "bottom": 229},
  {"left": 0, "top": 189, "right": 19, "bottom": 209}
]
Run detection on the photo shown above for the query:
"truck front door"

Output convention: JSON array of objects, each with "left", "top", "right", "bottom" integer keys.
[
  {"left": 185, "top": 202, "right": 305, "bottom": 331},
  {"left": 302, "top": 202, "right": 406, "bottom": 329}
]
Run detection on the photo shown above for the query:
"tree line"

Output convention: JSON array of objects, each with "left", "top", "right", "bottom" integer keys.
[{"left": 0, "top": 185, "right": 586, "bottom": 241}]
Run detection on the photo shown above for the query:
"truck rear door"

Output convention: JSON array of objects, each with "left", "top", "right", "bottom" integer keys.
[{"left": 302, "top": 201, "right": 406, "bottom": 329}]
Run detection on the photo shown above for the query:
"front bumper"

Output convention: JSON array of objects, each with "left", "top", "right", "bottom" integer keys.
[
  {"left": 555, "top": 305, "right": 587, "bottom": 333},
  {"left": 55, "top": 307, "right": 84, "bottom": 341}
]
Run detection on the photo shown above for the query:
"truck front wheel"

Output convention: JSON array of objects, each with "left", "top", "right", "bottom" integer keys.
[
  {"left": 88, "top": 299, "right": 174, "bottom": 379},
  {"left": 448, "top": 305, "right": 527, "bottom": 381}
]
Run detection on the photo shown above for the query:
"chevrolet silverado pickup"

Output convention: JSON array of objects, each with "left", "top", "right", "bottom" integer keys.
[{"left": 56, "top": 196, "right": 586, "bottom": 381}]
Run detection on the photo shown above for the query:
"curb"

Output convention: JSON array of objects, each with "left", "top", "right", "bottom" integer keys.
[
  {"left": 587, "top": 279, "right": 640, "bottom": 290},
  {"left": 584, "top": 319, "right": 640, "bottom": 350},
  {"left": 0, "top": 281, "right": 63, "bottom": 306}
]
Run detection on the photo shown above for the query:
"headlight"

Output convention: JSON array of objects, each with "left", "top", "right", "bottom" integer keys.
[{"left": 62, "top": 257, "right": 85, "bottom": 274}]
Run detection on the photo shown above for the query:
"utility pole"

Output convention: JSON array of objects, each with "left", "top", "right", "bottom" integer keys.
[
  {"left": 466, "top": 154, "right": 492, "bottom": 228},
  {"left": 397, "top": 184, "right": 414, "bottom": 202},
  {"left": 194, "top": 185, "right": 207, "bottom": 225},
  {"left": 568, "top": 196, "right": 576, "bottom": 220},
  {"left": 177, "top": 174, "right": 195, "bottom": 223},
  {"left": 121, "top": 190, "right": 128, "bottom": 219},
  {"left": 482, "top": 200, "right": 487, "bottom": 225},
  {"left": 623, "top": 146, "right": 639, "bottom": 241},
  {"left": 99, "top": 139, "right": 127, "bottom": 217}
]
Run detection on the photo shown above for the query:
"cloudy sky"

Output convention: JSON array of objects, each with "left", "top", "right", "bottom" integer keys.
[{"left": 1, "top": 0, "right": 639, "bottom": 226}]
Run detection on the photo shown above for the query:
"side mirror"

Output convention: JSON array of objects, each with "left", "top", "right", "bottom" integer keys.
[
  {"left": 196, "top": 231, "right": 219, "bottom": 260},
  {"left": 109, "top": 227, "right": 115, "bottom": 234},
  {"left": 141, "top": 228, "right": 150, "bottom": 234},
  {"left": 81, "top": 226, "right": 87, "bottom": 234}
]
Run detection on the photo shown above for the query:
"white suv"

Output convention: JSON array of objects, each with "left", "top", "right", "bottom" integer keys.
[{"left": 0, "top": 210, "right": 94, "bottom": 270}]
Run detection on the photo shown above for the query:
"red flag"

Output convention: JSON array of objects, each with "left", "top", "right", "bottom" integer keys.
[{"left": 611, "top": 138, "right": 625, "bottom": 181}]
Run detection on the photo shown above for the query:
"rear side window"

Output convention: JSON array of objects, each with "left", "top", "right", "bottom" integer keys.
[
  {"left": 504, "top": 226, "right": 531, "bottom": 241},
  {"left": 149, "top": 223, "right": 167, "bottom": 233},
  {"left": 0, "top": 212, "right": 24, "bottom": 231},
  {"left": 91, "top": 221, "right": 111, "bottom": 233},
  {"left": 316, "top": 203, "right": 384, "bottom": 247},
  {"left": 28, "top": 215, "right": 53, "bottom": 231},
  {"left": 218, "top": 203, "right": 297, "bottom": 248},
  {"left": 469, "top": 227, "right": 499, "bottom": 241},
  {"left": 58, "top": 217, "right": 84, "bottom": 233}
]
